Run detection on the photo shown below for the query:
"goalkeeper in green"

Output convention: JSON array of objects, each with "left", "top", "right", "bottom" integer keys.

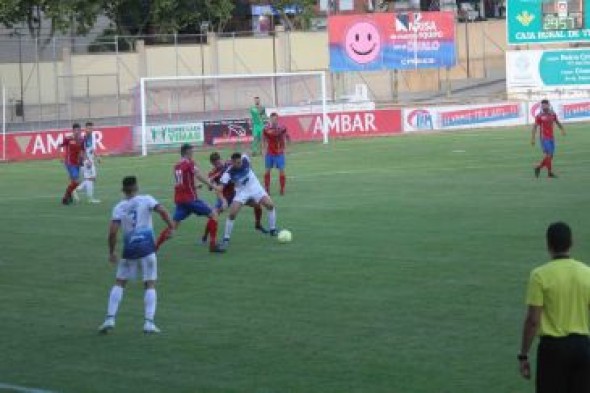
[{"left": 250, "top": 96, "right": 267, "bottom": 156}]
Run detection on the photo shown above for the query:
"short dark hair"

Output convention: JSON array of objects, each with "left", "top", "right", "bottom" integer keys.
[
  {"left": 231, "top": 152, "right": 242, "bottom": 160},
  {"left": 541, "top": 99, "right": 550, "bottom": 105},
  {"left": 210, "top": 152, "right": 221, "bottom": 163},
  {"left": 180, "top": 143, "right": 193, "bottom": 156},
  {"left": 270, "top": 112, "right": 278, "bottom": 117},
  {"left": 85, "top": 121, "right": 94, "bottom": 127},
  {"left": 122, "top": 176, "right": 137, "bottom": 189},
  {"left": 547, "top": 222, "right": 572, "bottom": 254},
  {"left": 254, "top": 96, "right": 260, "bottom": 99},
  {"left": 72, "top": 123, "right": 81, "bottom": 130}
]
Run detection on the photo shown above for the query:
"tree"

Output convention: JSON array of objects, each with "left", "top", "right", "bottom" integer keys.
[
  {"left": 103, "top": 0, "right": 234, "bottom": 36},
  {"left": 252, "top": 0, "right": 316, "bottom": 31},
  {"left": 0, "top": 0, "right": 103, "bottom": 45}
]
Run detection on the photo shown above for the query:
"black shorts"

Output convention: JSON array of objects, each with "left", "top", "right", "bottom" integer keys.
[{"left": 537, "top": 334, "right": 590, "bottom": 393}]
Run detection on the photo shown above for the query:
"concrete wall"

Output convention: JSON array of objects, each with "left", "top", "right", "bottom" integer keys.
[{"left": 0, "top": 20, "right": 509, "bottom": 126}]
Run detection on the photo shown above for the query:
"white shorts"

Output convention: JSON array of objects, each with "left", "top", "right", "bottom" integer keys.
[
  {"left": 234, "top": 181, "right": 267, "bottom": 205},
  {"left": 83, "top": 162, "right": 97, "bottom": 179},
  {"left": 116, "top": 253, "right": 157, "bottom": 282}
]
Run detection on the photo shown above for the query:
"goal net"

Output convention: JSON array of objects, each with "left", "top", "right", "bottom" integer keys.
[{"left": 137, "top": 71, "right": 328, "bottom": 156}]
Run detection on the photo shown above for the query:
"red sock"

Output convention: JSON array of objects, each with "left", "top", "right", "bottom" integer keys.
[
  {"left": 279, "top": 173, "right": 286, "bottom": 195},
  {"left": 537, "top": 157, "right": 548, "bottom": 169},
  {"left": 546, "top": 156, "right": 553, "bottom": 172},
  {"left": 156, "top": 227, "right": 172, "bottom": 250},
  {"left": 64, "top": 180, "right": 79, "bottom": 200},
  {"left": 207, "top": 219, "right": 218, "bottom": 249},
  {"left": 254, "top": 206, "right": 262, "bottom": 227},
  {"left": 264, "top": 172, "right": 271, "bottom": 193}
]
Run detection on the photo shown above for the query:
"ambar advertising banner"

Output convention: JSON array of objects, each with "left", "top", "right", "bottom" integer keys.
[
  {"left": 507, "top": 0, "right": 590, "bottom": 45},
  {"left": 328, "top": 12, "right": 456, "bottom": 72},
  {"left": 507, "top": 49, "right": 590, "bottom": 93},
  {"left": 147, "top": 123, "right": 204, "bottom": 146}
]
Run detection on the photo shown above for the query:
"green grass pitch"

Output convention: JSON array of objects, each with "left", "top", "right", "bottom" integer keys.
[{"left": 1, "top": 125, "right": 589, "bottom": 393}]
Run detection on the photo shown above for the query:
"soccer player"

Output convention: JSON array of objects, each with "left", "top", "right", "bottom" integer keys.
[
  {"left": 204, "top": 152, "right": 267, "bottom": 242},
  {"left": 60, "top": 123, "right": 84, "bottom": 205},
  {"left": 532, "top": 99, "right": 566, "bottom": 178},
  {"left": 73, "top": 122, "right": 100, "bottom": 203},
  {"left": 263, "top": 112, "right": 289, "bottom": 195},
  {"left": 221, "top": 152, "right": 278, "bottom": 247},
  {"left": 98, "top": 176, "right": 174, "bottom": 334},
  {"left": 250, "top": 96, "right": 267, "bottom": 156},
  {"left": 155, "top": 144, "right": 225, "bottom": 253}
]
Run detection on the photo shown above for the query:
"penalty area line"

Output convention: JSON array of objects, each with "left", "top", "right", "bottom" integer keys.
[{"left": 0, "top": 382, "right": 58, "bottom": 393}]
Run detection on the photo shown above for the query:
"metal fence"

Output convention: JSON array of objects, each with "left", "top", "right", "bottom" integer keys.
[{"left": 0, "top": 22, "right": 508, "bottom": 132}]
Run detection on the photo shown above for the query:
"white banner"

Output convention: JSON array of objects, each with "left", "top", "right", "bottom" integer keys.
[
  {"left": 147, "top": 123, "right": 204, "bottom": 145},
  {"left": 403, "top": 102, "right": 527, "bottom": 132},
  {"left": 528, "top": 98, "right": 590, "bottom": 124},
  {"left": 507, "top": 49, "right": 590, "bottom": 95}
]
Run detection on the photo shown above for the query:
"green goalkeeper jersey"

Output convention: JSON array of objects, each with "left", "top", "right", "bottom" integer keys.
[{"left": 250, "top": 105, "right": 267, "bottom": 126}]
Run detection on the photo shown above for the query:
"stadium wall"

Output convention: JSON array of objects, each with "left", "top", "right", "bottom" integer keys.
[{"left": 0, "top": 20, "right": 510, "bottom": 131}]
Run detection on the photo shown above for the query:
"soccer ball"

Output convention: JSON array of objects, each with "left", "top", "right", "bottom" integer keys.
[{"left": 277, "top": 229, "right": 292, "bottom": 243}]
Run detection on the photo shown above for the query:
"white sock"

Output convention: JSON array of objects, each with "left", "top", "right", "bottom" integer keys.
[
  {"left": 86, "top": 180, "right": 94, "bottom": 199},
  {"left": 224, "top": 219, "right": 235, "bottom": 240},
  {"left": 107, "top": 285, "right": 123, "bottom": 318},
  {"left": 76, "top": 180, "right": 87, "bottom": 192},
  {"left": 268, "top": 208, "right": 277, "bottom": 231},
  {"left": 144, "top": 288, "right": 157, "bottom": 321}
]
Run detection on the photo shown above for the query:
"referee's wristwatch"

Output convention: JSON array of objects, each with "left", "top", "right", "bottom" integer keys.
[{"left": 517, "top": 354, "right": 528, "bottom": 361}]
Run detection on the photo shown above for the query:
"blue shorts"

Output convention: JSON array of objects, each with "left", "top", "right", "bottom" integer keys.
[
  {"left": 65, "top": 164, "right": 80, "bottom": 180},
  {"left": 173, "top": 200, "right": 212, "bottom": 222},
  {"left": 265, "top": 154, "right": 286, "bottom": 170},
  {"left": 541, "top": 139, "right": 555, "bottom": 155}
]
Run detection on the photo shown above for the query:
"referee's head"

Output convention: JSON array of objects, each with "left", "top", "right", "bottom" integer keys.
[{"left": 547, "top": 222, "right": 572, "bottom": 256}]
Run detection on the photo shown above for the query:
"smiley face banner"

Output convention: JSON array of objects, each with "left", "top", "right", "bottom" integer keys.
[{"left": 328, "top": 12, "right": 456, "bottom": 72}]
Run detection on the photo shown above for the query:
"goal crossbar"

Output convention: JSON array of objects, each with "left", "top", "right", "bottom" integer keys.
[{"left": 139, "top": 71, "right": 329, "bottom": 156}]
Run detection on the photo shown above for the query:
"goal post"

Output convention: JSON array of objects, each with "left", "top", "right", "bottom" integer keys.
[
  {"left": 1, "top": 80, "right": 5, "bottom": 162},
  {"left": 138, "top": 71, "right": 329, "bottom": 156}
]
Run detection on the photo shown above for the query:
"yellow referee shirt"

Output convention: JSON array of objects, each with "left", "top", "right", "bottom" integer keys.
[{"left": 526, "top": 258, "right": 590, "bottom": 337}]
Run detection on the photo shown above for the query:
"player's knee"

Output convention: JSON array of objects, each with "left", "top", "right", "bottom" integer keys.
[
  {"left": 116, "top": 279, "right": 127, "bottom": 288},
  {"left": 144, "top": 281, "right": 156, "bottom": 289}
]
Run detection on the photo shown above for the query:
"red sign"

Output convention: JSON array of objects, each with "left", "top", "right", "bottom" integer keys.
[
  {"left": 0, "top": 126, "right": 133, "bottom": 161},
  {"left": 279, "top": 109, "right": 402, "bottom": 141}
]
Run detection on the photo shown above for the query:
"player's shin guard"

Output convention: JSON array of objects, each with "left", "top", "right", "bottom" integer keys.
[
  {"left": 156, "top": 227, "right": 173, "bottom": 250},
  {"left": 144, "top": 288, "right": 157, "bottom": 321},
  {"left": 107, "top": 285, "right": 124, "bottom": 318},
  {"left": 264, "top": 172, "right": 271, "bottom": 193},
  {"left": 207, "top": 218, "right": 218, "bottom": 249},
  {"left": 254, "top": 206, "right": 263, "bottom": 227},
  {"left": 279, "top": 174, "right": 286, "bottom": 195},
  {"left": 546, "top": 157, "right": 553, "bottom": 172},
  {"left": 268, "top": 208, "right": 277, "bottom": 231},
  {"left": 224, "top": 219, "right": 235, "bottom": 240}
]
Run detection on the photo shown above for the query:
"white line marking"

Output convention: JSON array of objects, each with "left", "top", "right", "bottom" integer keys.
[
  {"left": 0, "top": 382, "right": 58, "bottom": 393},
  {"left": 452, "top": 150, "right": 466, "bottom": 153}
]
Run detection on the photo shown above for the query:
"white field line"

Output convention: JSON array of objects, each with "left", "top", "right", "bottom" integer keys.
[
  {"left": 1, "top": 157, "right": 590, "bottom": 203},
  {"left": 0, "top": 382, "right": 57, "bottom": 393}
]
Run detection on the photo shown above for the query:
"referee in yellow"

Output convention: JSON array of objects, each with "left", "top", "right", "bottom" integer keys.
[{"left": 519, "top": 222, "right": 590, "bottom": 392}]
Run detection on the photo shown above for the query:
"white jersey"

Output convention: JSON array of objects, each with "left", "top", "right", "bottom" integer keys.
[
  {"left": 220, "top": 155, "right": 267, "bottom": 204},
  {"left": 112, "top": 195, "right": 159, "bottom": 259}
]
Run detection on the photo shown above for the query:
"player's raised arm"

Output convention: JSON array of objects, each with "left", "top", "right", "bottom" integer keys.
[{"left": 108, "top": 220, "right": 121, "bottom": 265}]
